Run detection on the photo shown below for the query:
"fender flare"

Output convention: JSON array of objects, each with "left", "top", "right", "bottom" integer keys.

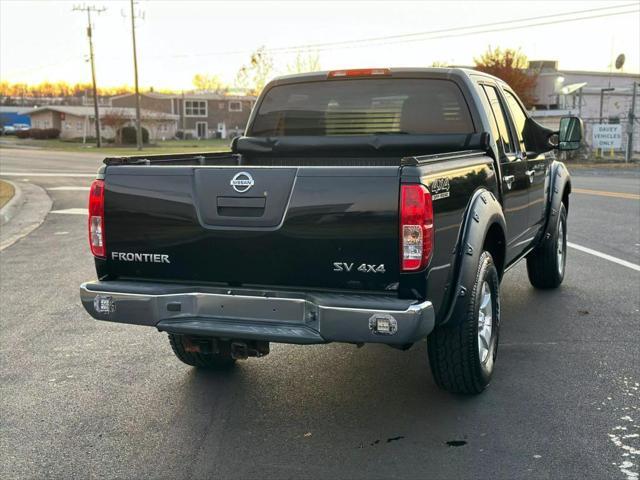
[
  {"left": 541, "top": 160, "right": 571, "bottom": 241},
  {"left": 439, "top": 188, "right": 506, "bottom": 327}
]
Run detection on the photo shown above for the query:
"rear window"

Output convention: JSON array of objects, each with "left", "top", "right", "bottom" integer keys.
[{"left": 250, "top": 78, "right": 474, "bottom": 136}]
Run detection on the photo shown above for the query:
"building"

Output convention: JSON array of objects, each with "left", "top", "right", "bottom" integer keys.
[
  {"left": 0, "top": 106, "right": 35, "bottom": 127},
  {"left": 1, "top": 94, "right": 112, "bottom": 108},
  {"left": 527, "top": 61, "right": 639, "bottom": 153},
  {"left": 25, "top": 106, "right": 178, "bottom": 141},
  {"left": 111, "top": 92, "right": 256, "bottom": 139}
]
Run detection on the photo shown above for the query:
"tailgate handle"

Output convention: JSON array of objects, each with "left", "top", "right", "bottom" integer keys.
[
  {"left": 217, "top": 197, "right": 266, "bottom": 208},
  {"left": 217, "top": 196, "right": 266, "bottom": 217}
]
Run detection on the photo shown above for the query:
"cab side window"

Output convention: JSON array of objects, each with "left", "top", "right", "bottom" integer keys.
[
  {"left": 504, "top": 90, "right": 528, "bottom": 151},
  {"left": 476, "top": 84, "right": 501, "bottom": 153},
  {"left": 482, "top": 85, "right": 515, "bottom": 156}
]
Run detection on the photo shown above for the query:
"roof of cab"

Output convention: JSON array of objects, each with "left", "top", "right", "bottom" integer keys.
[{"left": 266, "top": 67, "right": 504, "bottom": 87}]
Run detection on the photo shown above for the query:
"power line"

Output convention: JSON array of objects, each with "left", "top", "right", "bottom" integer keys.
[
  {"left": 7, "top": 3, "right": 639, "bottom": 79},
  {"left": 160, "top": 3, "right": 639, "bottom": 59},
  {"left": 263, "top": 2, "right": 640, "bottom": 53},
  {"left": 316, "top": 9, "right": 640, "bottom": 53}
]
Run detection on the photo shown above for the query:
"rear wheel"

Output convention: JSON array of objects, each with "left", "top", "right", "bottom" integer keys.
[
  {"left": 427, "top": 251, "right": 500, "bottom": 394},
  {"left": 168, "top": 334, "right": 236, "bottom": 369},
  {"left": 526, "top": 203, "right": 567, "bottom": 289}
]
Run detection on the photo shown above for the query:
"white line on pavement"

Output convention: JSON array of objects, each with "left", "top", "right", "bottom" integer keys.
[
  {"left": 50, "top": 208, "right": 88, "bottom": 215},
  {"left": 1, "top": 172, "right": 95, "bottom": 177},
  {"left": 48, "top": 187, "right": 90, "bottom": 191},
  {"left": 568, "top": 242, "right": 640, "bottom": 272}
]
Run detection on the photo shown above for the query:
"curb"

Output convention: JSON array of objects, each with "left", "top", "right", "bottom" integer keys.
[
  {"left": 0, "top": 180, "right": 53, "bottom": 252},
  {"left": 0, "top": 179, "right": 23, "bottom": 225}
]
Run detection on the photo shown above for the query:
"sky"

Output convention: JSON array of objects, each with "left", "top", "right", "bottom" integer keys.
[{"left": 1, "top": 0, "right": 639, "bottom": 90}]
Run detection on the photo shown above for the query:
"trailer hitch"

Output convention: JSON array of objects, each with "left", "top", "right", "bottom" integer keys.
[{"left": 230, "top": 340, "right": 270, "bottom": 360}]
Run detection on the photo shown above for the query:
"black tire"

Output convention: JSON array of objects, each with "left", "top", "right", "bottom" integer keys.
[
  {"left": 427, "top": 251, "right": 500, "bottom": 394},
  {"left": 526, "top": 203, "right": 567, "bottom": 289},
  {"left": 168, "top": 334, "right": 236, "bottom": 369}
]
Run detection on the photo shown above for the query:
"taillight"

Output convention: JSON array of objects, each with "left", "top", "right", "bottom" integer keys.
[
  {"left": 400, "top": 184, "right": 433, "bottom": 271},
  {"left": 327, "top": 68, "right": 391, "bottom": 78},
  {"left": 88, "top": 179, "right": 105, "bottom": 258}
]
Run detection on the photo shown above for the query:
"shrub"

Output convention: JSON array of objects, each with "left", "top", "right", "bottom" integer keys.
[
  {"left": 27, "top": 128, "right": 60, "bottom": 139},
  {"left": 175, "top": 130, "right": 184, "bottom": 140},
  {"left": 30, "top": 128, "right": 46, "bottom": 139},
  {"left": 46, "top": 128, "right": 60, "bottom": 139},
  {"left": 119, "top": 126, "right": 149, "bottom": 144},
  {"left": 16, "top": 129, "right": 30, "bottom": 139}
]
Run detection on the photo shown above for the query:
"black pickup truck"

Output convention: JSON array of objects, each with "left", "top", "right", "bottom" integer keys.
[{"left": 80, "top": 68, "right": 583, "bottom": 394}]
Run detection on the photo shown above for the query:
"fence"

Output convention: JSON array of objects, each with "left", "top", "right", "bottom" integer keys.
[{"left": 532, "top": 112, "right": 639, "bottom": 162}]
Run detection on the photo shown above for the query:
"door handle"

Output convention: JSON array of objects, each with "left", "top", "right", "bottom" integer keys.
[
  {"left": 503, "top": 175, "right": 515, "bottom": 190},
  {"left": 526, "top": 170, "right": 535, "bottom": 183}
]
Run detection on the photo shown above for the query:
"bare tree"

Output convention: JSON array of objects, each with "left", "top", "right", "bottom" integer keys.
[
  {"left": 101, "top": 109, "right": 130, "bottom": 144},
  {"left": 234, "top": 47, "right": 274, "bottom": 95},
  {"left": 287, "top": 51, "right": 321, "bottom": 74},
  {"left": 192, "top": 74, "right": 228, "bottom": 93}
]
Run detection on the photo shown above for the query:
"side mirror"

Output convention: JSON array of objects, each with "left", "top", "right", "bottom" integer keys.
[
  {"left": 230, "top": 135, "right": 239, "bottom": 153},
  {"left": 556, "top": 116, "right": 583, "bottom": 151}
]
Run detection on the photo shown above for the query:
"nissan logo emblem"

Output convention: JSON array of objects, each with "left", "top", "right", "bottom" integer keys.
[{"left": 230, "top": 171, "right": 254, "bottom": 193}]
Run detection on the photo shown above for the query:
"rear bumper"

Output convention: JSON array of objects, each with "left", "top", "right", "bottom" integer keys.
[{"left": 80, "top": 281, "right": 435, "bottom": 345}]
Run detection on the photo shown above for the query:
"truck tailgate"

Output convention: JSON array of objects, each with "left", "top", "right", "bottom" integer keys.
[{"left": 103, "top": 165, "right": 400, "bottom": 292}]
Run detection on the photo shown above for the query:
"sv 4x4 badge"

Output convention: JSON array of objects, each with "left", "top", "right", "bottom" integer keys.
[
  {"left": 430, "top": 177, "right": 450, "bottom": 200},
  {"left": 333, "top": 262, "right": 386, "bottom": 273}
]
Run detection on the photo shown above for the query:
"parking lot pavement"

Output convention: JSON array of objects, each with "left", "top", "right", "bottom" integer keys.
[
  {"left": 0, "top": 147, "right": 103, "bottom": 174},
  {"left": 0, "top": 149, "right": 638, "bottom": 479}
]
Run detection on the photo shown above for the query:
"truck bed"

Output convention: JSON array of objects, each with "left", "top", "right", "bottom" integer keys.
[{"left": 103, "top": 133, "right": 488, "bottom": 166}]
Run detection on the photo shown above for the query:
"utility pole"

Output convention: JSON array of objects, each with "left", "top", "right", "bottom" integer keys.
[
  {"left": 128, "top": 0, "right": 143, "bottom": 150},
  {"left": 626, "top": 82, "right": 637, "bottom": 164},
  {"left": 73, "top": 4, "right": 105, "bottom": 148}
]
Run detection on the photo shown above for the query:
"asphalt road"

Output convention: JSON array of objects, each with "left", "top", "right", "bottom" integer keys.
[{"left": 1, "top": 148, "right": 639, "bottom": 480}]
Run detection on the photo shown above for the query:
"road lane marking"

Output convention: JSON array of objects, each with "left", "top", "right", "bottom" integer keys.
[
  {"left": 0, "top": 172, "right": 95, "bottom": 177},
  {"left": 573, "top": 188, "right": 640, "bottom": 201},
  {"left": 568, "top": 242, "right": 640, "bottom": 272},
  {"left": 50, "top": 208, "right": 88, "bottom": 215},
  {"left": 48, "top": 187, "right": 90, "bottom": 191}
]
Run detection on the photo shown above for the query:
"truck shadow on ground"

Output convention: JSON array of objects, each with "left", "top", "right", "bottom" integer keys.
[
  {"left": 172, "top": 341, "right": 491, "bottom": 459},
  {"left": 160, "top": 275, "right": 597, "bottom": 478}
]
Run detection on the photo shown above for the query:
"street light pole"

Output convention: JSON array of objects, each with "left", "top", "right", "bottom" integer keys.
[
  {"left": 626, "top": 82, "right": 637, "bottom": 163},
  {"left": 129, "top": 0, "right": 142, "bottom": 150}
]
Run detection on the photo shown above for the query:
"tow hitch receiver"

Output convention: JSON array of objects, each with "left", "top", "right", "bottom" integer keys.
[
  {"left": 181, "top": 336, "right": 270, "bottom": 359},
  {"left": 230, "top": 340, "right": 270, "bottom": 360}
]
